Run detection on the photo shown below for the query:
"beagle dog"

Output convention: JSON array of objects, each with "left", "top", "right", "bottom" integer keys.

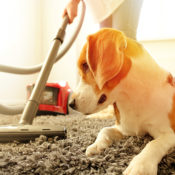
[{"left": 70, "top": 28, "right": 175, "bottom": 175}]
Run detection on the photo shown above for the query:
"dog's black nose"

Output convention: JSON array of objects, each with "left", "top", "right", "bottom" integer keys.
[{"left": 69, "top": 99, "right": 76, "bottom": 110}]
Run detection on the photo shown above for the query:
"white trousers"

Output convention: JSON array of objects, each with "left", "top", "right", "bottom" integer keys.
[{"left": 112, "top": 0, "right": 144, "bottom": 39}]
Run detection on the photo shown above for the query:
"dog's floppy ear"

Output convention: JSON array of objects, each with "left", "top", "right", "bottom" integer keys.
[{"left": 86, "top": 28, "right": 127, "bottom": 90}]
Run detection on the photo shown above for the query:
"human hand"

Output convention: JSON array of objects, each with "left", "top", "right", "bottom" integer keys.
[{"left": 62, "top": 0, "right": 80, "bottom": 24}]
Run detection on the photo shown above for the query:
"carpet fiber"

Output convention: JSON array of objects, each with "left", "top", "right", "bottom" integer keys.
[{"left": 0, "top": 110, "right": 175, "bottom": 175}]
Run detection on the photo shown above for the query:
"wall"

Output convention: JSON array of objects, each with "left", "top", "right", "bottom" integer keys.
[
  {"left": 137, "top": 0, "right": 175, "bottom": 40},
  {"left": 0, "top": 0, "right": 43, "bottom": 103},
  {"left": 141, "top": 40, "right": 175, "bottom": 75}
]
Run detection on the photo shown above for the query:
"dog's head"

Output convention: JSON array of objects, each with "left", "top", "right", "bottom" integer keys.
[{"left": 70, "top": 28, "right": 132, "bottom": 114}]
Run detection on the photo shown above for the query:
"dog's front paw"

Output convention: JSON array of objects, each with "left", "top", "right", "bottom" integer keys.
[
  {"left": 123, "top": 155, "right": 157, "bottom": 175},
  {"left": 86, "top": 142, "right": 107, "bottom": 157}
]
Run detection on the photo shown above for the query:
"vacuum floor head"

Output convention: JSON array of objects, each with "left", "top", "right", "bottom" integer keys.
[{"left": 0, "top": 125, "right": 66, "bottom": 142}]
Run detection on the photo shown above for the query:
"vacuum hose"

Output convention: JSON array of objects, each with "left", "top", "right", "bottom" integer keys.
[
  {"left": 0, "top": 103, "right": 25, "bottom": 115},
  {"left": 0, "top": 0, "right": 85, "bottom": 115}
]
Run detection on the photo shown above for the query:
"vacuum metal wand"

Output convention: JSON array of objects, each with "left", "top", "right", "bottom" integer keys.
[{"left": 19, "top": 16, "right": 69, "bottom": 125}]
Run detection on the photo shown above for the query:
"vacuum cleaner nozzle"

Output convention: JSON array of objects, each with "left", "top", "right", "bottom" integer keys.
[{"left": 0, "top": 125, "right": 66, "bottom": 142}]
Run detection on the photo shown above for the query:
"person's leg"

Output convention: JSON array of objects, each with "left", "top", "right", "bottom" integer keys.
[{"left": 111, "top": 0, "right": 144, "bottom": 40}]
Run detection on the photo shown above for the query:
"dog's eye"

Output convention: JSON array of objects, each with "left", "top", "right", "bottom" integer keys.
[
  {"left": 98, "top": 94, "right": 107, "bottom": 104},
  {"left": 82, "top": 62, "right": 89, "bottom": 73}
]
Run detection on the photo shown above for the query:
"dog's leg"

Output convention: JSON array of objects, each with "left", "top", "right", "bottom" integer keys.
[
  {"left": 123, "top": 131, "right": 175, "bottom": 175},
  {"left": 86, "top": 126, "right": 123, "bottom": 156}
]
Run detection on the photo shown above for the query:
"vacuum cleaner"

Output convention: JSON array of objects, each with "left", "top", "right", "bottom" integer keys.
[
  {"left": 0, "top": 0, "right": 85, "bottom": 142},
  {"left": 27, "top": 81, "right": 72, "bottom": 115}
]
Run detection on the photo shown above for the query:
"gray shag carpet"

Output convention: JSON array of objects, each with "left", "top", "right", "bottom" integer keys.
[{"left": 0, "top": 110, "right": 175, "bottom": 175}]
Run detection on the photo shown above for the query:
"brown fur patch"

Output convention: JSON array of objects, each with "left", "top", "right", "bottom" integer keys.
[
  {"left": 168, "top": 94, "right": 175, "bottom": 132},
  {"left": 113, "top": 102, "right": 120, "bottom": 125},
  {"left": 77, "top": 29, "right": 138, "bottom": 93},
  {"left": 77, "top": 44, "right": 100, "bottom": 94},
  {"left": 77, "top": 42, "right": 132, "bottom": 92},
  {"left": 86, "top": 29, "right": 127, "bottom": 90},
  {"left": 167, "top": 73, "right": 175, "bottom": 87},
  {"left": 77, "top": 44, "right": 87, "bottom": 76},
  {"left": 104, "top": 56, "right": 131, "bottom": 90},
  {"left": 125, "top": 38, "right": 143, "bottom": 58}
]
